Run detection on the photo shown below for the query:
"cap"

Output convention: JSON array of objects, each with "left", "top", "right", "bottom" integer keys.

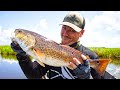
[{"left": 60, "top": 12, "right": 85, "bottom": 32}]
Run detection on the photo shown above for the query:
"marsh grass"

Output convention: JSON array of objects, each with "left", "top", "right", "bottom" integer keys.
[
  {"left": 1, "top": 45, "right": 120, "bottom": 65},
  {"left": 110, "top": 58, "right": 120, "bottom": 66},
  {"left": 89, "top": 47, "right": 120, "bottom": 59},
  {"left": 0, "top": 45, "right": 33, "bottom": 60},
  {"left": 0, "top": 45, "right": 16, "bottom": 55},
  {"left": 1, "top": 45, "right": 120, "bottom": 58},
  {"left": 1, "top": 54, "right": 17, "bottom": 60},
  {"left": 89, "top": 47, "right": 120, "bottom": 66}
]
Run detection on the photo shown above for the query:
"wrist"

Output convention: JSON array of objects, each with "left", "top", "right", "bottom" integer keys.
[
  {"left": 16, "top": 53, "right": 30, "bottom": 62},
  {"left": 17, "top": 51, "right": 26, "bottom": 56},
  {"left": 73, "top": 63, "right": 91, "bottom": 79}
]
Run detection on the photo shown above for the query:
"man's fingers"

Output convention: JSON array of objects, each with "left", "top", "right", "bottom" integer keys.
[
  {"left": 67, "top": 58, "right": 82, "bottom": 70},
  {"left": 67, "top": 62, "right": 77, "bottom": 70},
  {"left": 67, "top": 56, "right": 87, "bottom": 70},
  {"left": 73, "top": 58, "right": 81, "bottom": 66},
  {"left": 81, "top": 54, "right": 87, "bottom": 60},
  {"left": 67, "top": 65, "right": 73, "bottom": 70}
]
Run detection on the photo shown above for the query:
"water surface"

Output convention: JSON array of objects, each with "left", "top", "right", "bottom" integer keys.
[
  {"left": 0, "top": 54, "right": 120, "bottom": 79},
  {"left": 0, "top": 55, "right": 27, "bottom": 79}
]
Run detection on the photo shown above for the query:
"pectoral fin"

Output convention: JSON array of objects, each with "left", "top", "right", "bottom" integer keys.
[
  {"left": 36, "top": 59, "right": 45, "bottom": 67},
  {"left": 33, "top": 49, "right": 45, "bottom": 67}
]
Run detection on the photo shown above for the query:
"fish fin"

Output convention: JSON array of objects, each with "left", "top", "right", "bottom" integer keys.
[
  {"left": 36, "top": 59, "right": 45, "bottom": 67},
  {"left": 33, "top": 48, "right": 44, "bottom": 57},
  {"left": 60, "top": 45, "right": 74, "bottom": 49},
  {"left": 61, "top": 45, "right": 82, "bottom": 54},
  {"left": 33, "top": 49, "right": 45, "bottom": 67},
  {"left": 89, "top": 59, "right": 111, "bottom": 76}
]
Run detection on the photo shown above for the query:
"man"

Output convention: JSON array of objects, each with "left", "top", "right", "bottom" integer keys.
[{"left": 11, "top": 11, "right": 114, "bottom": 79}]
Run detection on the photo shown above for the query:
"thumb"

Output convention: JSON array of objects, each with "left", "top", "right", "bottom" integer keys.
[
  {"left": 81, "top": 54, "right": 90, "bottom": 66},
  {"left": 81, "top": 54, "right": 87, "bottom": 60}
]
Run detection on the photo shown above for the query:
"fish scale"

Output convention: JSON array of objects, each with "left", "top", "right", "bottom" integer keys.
[{"left": 11, "top": 29, "right": 111, "bottom": 76}]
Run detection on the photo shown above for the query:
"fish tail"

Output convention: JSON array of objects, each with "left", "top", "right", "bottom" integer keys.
[{"left": 90, "top": 59, "right": 111, "bottom": 76}]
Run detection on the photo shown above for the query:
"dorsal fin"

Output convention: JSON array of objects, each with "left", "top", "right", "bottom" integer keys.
[{"left": 60, "top": 45, "right": 82, "bottom": 55}]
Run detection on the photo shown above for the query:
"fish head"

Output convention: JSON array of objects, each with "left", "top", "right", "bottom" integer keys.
[{"left": 11, "top": 29, "right": 36, "bottom": 51}]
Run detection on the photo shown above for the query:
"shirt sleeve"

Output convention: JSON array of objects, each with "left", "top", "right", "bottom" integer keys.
[
  {"left": 78, "top": 44, "right": 98, "bottom": 59},
  {"left": 16, "top": 53, "right": 48, "bottom": 79}
]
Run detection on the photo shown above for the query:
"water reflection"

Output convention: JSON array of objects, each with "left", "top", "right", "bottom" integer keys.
[
  {"left": 0, "top": 54, "right": 27, "bottom": 79},
  {"left": 0, "top": 54, "right": 120, "bottom": 79},
  {"left": 106, "top": 64, "right": 120, "bottom": 79}
]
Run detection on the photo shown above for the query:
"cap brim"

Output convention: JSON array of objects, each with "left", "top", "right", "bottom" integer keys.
[{"left": 60, "top": 22, "right": 82, "bottom": 32}]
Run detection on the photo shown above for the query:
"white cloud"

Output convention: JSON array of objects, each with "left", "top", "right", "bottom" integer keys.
[
  {"left": 82, "top": 11, "right": 120, "bottom": 48},
  {"left": 31, "top": 18, "right": 61, "bottom": 44},
  {"left": 8, "top": 17, "right": 61, "bottom": 46},
  {"left": 31, "top": 19, "right": 48, "bottom": 34},
  {"left": 39, "top": 19, "right": 48, "bottom": 29},
  {"left": 0, "top": 26, "right": 2, "bottom": 36},
  {"left": 0, "top": 11, "right": 120, "bottom": 48},
  {"left": 0, "top": 26, "right": 15, "bottom": 45}
]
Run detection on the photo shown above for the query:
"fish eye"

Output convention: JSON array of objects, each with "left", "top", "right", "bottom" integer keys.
[
  {"left": 96, "top": 61, "right": 99, "bottom": 64},
  {"left": 18, "top": 30, "right": 22, "bottom": 33},
  {"left": 71, "top": 52, "right": 74, "bottom": 55}
]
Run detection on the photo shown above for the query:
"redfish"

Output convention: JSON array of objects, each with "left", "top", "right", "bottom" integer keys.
[{"left": 11, "top": 29, "right": 111, "bottom": 76}]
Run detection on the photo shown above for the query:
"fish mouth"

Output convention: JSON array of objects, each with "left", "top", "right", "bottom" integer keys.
[
  {"left": 10, "top": 30, "right": 26, "bottom": 43},
  {"left": 10, "top": 30, "right": 31, "bottom": 52},
  {"left": 10, "top": 31, "right": 19, "bottom": 45},
  {"left": 10, "top": 31, "right": 16, "bottom": 42}
]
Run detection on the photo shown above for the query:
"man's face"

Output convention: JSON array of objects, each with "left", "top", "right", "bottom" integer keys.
[{"left": 61, "top": 25, "right": 83, "bottom": 45}]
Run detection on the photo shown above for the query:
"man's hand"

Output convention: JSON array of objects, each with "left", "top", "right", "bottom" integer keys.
[
  {"left": 67, "top": 54, "right": 91, "bottom": 79},
  {"left": 11, "top": 41, "right": 30, "bottom": 61},
  {"left": 11, "top": 41, "right": 26, "bottom": 55},
  {"left": 67, "top": 54, "right": 87, "bottom": 70}
]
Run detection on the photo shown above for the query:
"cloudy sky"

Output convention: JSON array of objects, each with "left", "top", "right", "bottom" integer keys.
[{"left": 0, "top": 11, "right": 120, "bottom": 48}]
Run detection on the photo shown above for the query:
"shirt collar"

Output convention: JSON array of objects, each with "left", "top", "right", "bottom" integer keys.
[{"left": 69, "top": 41, "right": 80, "bottom": 49}]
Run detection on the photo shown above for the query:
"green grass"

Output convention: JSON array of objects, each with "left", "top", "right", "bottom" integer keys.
[
  {"left": 89, "top": 47, "right": 120, "bottom": 59},
  {"left": 110, "top": 58, "right": 120, "bottom": 66},
  {"left": 0, "top": 45, "right": 120, "bottom": 65},
  {"left": 1, "top": 54, "right": 17, "bottom": 60},
  {"left": 89, "top": 47, "right": 120, "bottom": 66},
  {"left": 0, "top": 45, "right": 16, "bottom": 55},
  {"left": 0, "top": 45, "right": 33, "bottom": 60},
  {"left": 1, "top": 45, "right": 120, "bottom": 59}
]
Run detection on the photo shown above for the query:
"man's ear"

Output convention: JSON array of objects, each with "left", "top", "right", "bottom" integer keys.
[{"left": 79, "top": 29, "right": 85, "bottom": 37}]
